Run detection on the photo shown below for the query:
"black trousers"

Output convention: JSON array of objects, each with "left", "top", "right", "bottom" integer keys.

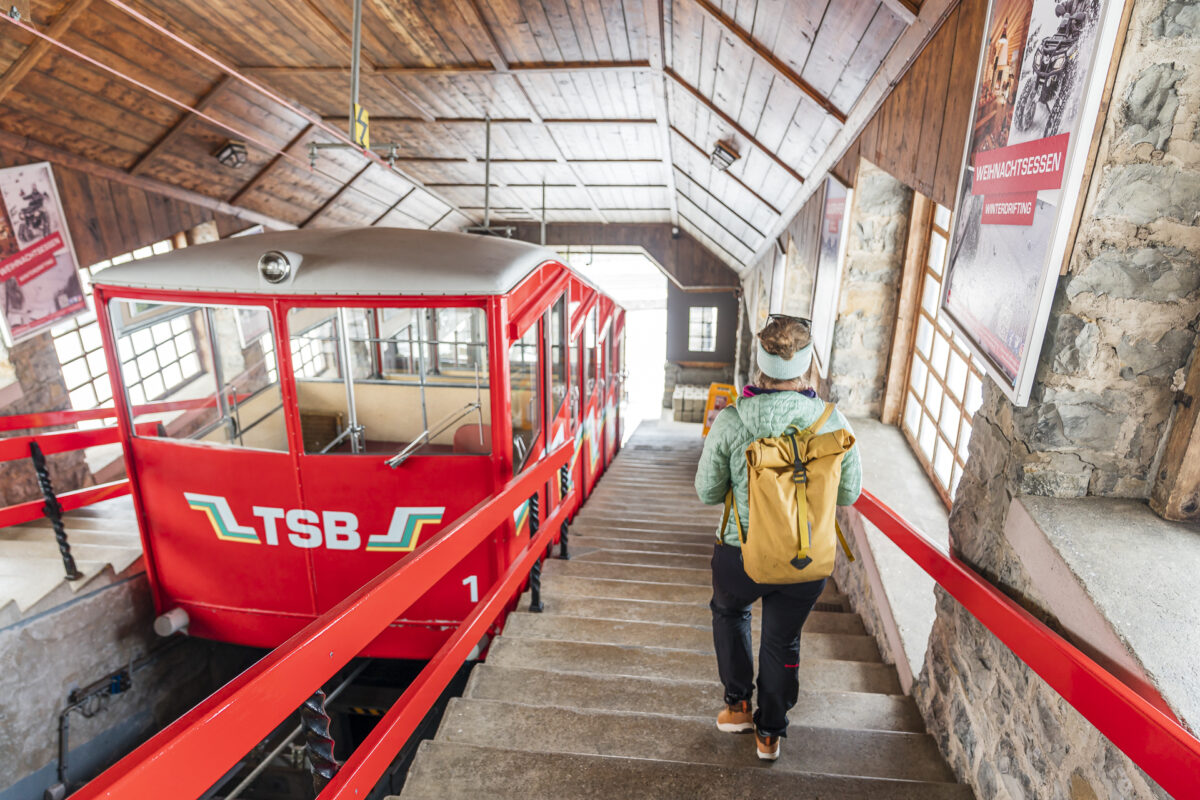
[{"left": 710, "top": 543, "right": 827, "bottom": 737}]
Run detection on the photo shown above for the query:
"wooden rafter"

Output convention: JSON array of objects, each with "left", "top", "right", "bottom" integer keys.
[
  {"left": 672, "top": 164, "right": 765, "bottom": 239},
  {"left": 686, "top": 0, "right": 847, "bottom": 125},
  {"left": 0, "top": 128, "right": 292, "bottom": 230},
  {"left": 243, "top": 61, "right": 654, "bottom": 78},
  {"left": 879, "top": 0, "right": 919, "bottom": 26},
  {"left": 227, "top": 124, "right": 314, "bottom": 206},
  {"left": 0, "top": 0, "right": 95, "bottom": 104},
  {"left": 322, "top": 117, "right": 658, "bottom": 127},
  {"left": 444, "top": 0, "right": 610, "bottom": 224},
  {"left": 302, "top": 163, "right": 373, "bottom": 227},
  {"left": 130, "top": 75, "right": 234, "bottom": 176},
  {"left": 665, "top": 69, "right": 805, "bottom": 185},
  {"left": 644, "top": 0, "right": 679, "bottom": 228},
  {"left": 370, "top": 187, "right": 417, "bottom": 226},
  {"left": 669, "top": 125, "right": 782, "bottom": 216}
]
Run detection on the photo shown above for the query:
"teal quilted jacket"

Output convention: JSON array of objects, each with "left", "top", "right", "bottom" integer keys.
[{"left": 694, "top": 392, "right": 862, "bottom": 546}]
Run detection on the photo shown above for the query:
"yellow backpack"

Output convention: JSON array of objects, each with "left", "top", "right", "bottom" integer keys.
[{"left": 721, "top": 402, "right": 856, "bottom": 584}]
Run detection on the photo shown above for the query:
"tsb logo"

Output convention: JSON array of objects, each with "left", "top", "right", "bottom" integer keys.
[{"left": 184, "top": 493, "right": 445, "bottom": 552}]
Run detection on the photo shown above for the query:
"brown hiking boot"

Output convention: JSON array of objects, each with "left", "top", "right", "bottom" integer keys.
[
  {"left": 755, "top": 731, "right": 780, "bottom": 761},
  {"left": 716, "top": 700, "right": 753, "bottom": 733}
]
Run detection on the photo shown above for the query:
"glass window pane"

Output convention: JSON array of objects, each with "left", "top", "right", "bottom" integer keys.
[
  {"left": 916, "top": 317, "right": 934, "bottom": 359},
  {"left": 965, "top": 372, "right": 984, "bottom": 417},
  {"left": 934, "top": 436, "right": 954, "bottom": 486},
  {"left": 584, "top": 307, "right": 597, "bottom": 397},
  {"left": 951, "top": 463, "right": 963, "bottom": 498},
  {"left": 921, "top": 279, "right": 940, "bottom": 318},
  {"left": 940, "top": 396, "right": 960, "bottom": 441},
  {"left": 55, "top": 332, "right": 83, "bottom": 363},
  {"left": 925, "top": 380, "right": 943, "bottom": 421},
  {"left": 909, "top": 358, "right": 928, "bottom": 401},
  {"left": 509, "top": 323, "right": 540, "bottom": 472},
  {"left": 931, "top": 333, "right": 950, "bottom": 377},
  {"left": 946, "top": 351, "right": 967, "bottom": 400},
  {"left": 112, "top": 300, "right": 287, "bottom": 452},
  {"left": 903, "top": 392, "right": 921, "bottom": 438},
  {"left": 928, "top": 231, "right": 947, "bottom": 276},
  {"left": 86, "top": 348, "right": 106, "bottom": 376},
  {"left": 549, "top": 295, "right": 567, "bottom": 419},
  {"left": 62, "top": 358, "right": 91, "bottom": 390},
  {"left": 688, "top": 306, "right": 718, "bottom": 352},
  {"left": 934, "top": 204, "right": 951, "bottom": 231},
  {"left": 919, "top": 413, "right": 937, "bottom": 460},
  {"left": 69, "top": 384, "right": 96, "bottom": 410}
]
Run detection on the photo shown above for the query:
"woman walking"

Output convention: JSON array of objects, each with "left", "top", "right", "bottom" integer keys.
[{"left": 694, "top": 314, "right": 861, "bottom": 761}]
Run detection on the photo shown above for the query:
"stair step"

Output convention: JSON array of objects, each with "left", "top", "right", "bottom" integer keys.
[
  {"left": 572, "top": 548, "right": 711, "bottom": 569},
  {"left": 543, "top": 559, "right": 711, "bottom": 586},
  {"left": 396, "top": 742, "right": 973, "bottom": 800},
  {"left": 568, "top": 525, "right": 716, "bottom": 545},
  {"left": 435, "top": 698, "right": 955, "bottom": 784},
  {"left": 566, "top": 537, "right": 714, "bottom": 557},
  {"left": 501, "top": 613, "right": 881, "bottom": 662},
  {"left": 486, "top": 638, "right": 901, "bottom": 694},
  {"left": 529, "top": 575, "right": 847, "bottom": 610},
  {"left": 522, "top": 593, "right": 865, "bottom": 634},
  {"left": 464, "top": 665, "right": 921, "bottom": 732}
]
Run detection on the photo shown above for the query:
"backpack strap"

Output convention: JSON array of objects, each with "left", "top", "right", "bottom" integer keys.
[
  {"left": 799, "top": 402, "right": 836, "bottom": 438},
  {"left": 720, "top": 488, "right": 746, "bottom": 544},
  {"left": 835, "top": 519, "right": 855, "bottom": 562}
]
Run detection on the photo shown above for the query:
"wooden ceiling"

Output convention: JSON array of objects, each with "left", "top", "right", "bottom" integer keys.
[{"left": 0, "top": 0, "right": 923, "bottom": 272}]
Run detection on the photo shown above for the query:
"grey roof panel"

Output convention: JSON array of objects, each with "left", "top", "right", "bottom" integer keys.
[{"left": 92, "top": 228, "right": 558, "bottom": 296}]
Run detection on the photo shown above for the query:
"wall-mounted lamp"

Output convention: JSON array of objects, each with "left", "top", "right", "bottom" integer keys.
[
  {"left": 215, "top": 140, "right": 248, "bottom": 169},
  {"left": 710, "top": 140, "right": 739, "bottom": 171}
]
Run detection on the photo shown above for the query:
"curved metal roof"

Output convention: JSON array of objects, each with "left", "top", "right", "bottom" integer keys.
[{"left": 92, "top": 228, "right": 558, "bottom": 296}]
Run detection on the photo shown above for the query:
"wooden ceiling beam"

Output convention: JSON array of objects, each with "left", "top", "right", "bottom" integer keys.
[
  {"left": 370, "top": 187, "right": 417, "bottom": 226},
  {"left": 227, "top": 123, "right": 314, "bottom": 206},
  {"left": 672, "top": 164, "right": 765, "bottom": 239},
  {"left": 644, "top": 0, "right": 679, "bottom": 229},
  {"left": 0, "top": 128, "right": 293, "bottom": 230},
  {"left": 665, "top": 69, "right": 804, "bottom": 185},
  {"left": 302, "top": 163, "right": 373, "bottom": 227},
  {"left": 879, "top": 0, "right": 919, "bottom": 26},
  {"left": 322, "top": 116, "right": 658, "bottom": 127},
  {"left": 243, "top": 61, "right": 654, "bottom": 78},
  {"left": 0, "top": 0, "right": 95, "bottom": 104},
  {"left": 669, "top": 124, "right": 782, "bottom": 215},
  {"left": 686, "top": 0, "right": 847, "bottom": 125},
  {"left": 130, "top": 75, "right": 234, "bottom": 176}
]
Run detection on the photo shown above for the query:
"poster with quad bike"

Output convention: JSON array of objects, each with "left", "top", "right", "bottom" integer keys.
[
  {"left": 941, "top": 0, "right": 1123, "bottom": 406},
  {"left": 0, "top": 162, "right": 86, "bottom": 346}
]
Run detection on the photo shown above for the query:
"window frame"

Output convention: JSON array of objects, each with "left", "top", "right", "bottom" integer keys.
[
  {"left": 687, "top": 305, "right": 718, "bottom": 352},
  {"left": 898, "top": 203, "right": 986, "bottom": 507}
]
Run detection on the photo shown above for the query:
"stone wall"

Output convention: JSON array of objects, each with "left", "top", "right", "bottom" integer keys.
[
  {"left": 908, "top": 2, "right": 1198, "bottom": 798},
  {"left": 827, "top": 160, "right": 913, "bottom": 417},
  {"left": 0, "top": 574, "right": 243, "bottom": 799},
  {"left": 661, "top": 362, "right": 734, "bottom": 408}
]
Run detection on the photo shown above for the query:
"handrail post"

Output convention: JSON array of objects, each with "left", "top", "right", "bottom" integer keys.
[
  {"left": 558, "top": 465, "right": 570, "bottom": 559},
  {"left": 301, "top": 689, "right": 337, "bottom": 793},
  {"left": 527, "top": 492, "right": 544, "bottom": 612},
  {"left": 30, "top": 441, "right": 82, "bottom": 581}
]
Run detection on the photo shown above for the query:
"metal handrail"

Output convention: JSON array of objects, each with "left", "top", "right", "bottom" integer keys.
[
  {"left": 72, "top": 441, "right": 573, "bottom": 799},
  {"left": 385, "top": 402, "right": 481, "bottom": 468},
  {"left": 852, "top": 490, "right": 1200, "bottom": 800}
]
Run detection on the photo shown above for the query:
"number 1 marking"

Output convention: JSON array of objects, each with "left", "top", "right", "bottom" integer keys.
[{"left": 462, "top": 575, "right": 479, "bottom": 603}]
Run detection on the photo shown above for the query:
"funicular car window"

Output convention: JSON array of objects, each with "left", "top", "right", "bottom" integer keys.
[
  {"left": 548, "top": 295, "right": 567, "bottom": 420},
  {"left": 109, "top": 299, "right": 286, "bottom": 452},
  {"left": 508, "top": 322, "right": 541, "bottom": 473},
  {"left": 584, "top": 307, "right": 597, "bottom": 397},
  {"left": 286, "top": 306, "right": 490, "bottom": 456}
]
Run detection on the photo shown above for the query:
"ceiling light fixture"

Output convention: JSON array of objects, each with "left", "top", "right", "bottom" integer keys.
[
  {"left": 215, "top": 140, "right": 248, "bottom": 169},
  {"left": 710, "top": 140, "right": 739, "bottom": 171}
]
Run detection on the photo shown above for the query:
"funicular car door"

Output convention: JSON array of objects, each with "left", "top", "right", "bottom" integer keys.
[
  {"left": 281, "top": 298, "right": 501, "bottom": 658},
  {"left": 580, "top": 299, "right": 603, "bottom": 495},
  {"left": 98, "top": 293, "right": 309, "bottom": 648},
  {"left": 605, "top": 310, "right": 625, "bottom": 462}
]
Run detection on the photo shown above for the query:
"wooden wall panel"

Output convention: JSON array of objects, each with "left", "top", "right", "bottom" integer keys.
[
  {"left": 835, "top": 0, "right": 988, "bottom": 207},
  {"left": 0, "top": 146, "right": 237, "bottom": 266}
]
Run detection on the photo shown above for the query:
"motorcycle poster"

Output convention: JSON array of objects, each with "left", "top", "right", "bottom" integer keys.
[
  {"left": 0, "top": 162, "right": 87, "bottom": 346},
  {"left": 940, "top": 0, "right": 1123, "bottom": 406}
]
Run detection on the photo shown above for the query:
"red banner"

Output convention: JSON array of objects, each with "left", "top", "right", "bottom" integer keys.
[
  {"left": 0, "top": 231, "right": 64, "bottom": 283},
  {"left": 972, "top": 133, "right": 1070, "bottom": 196},
  {"left": 980, "top": 192, "right": 1037, "bottom": 226}
]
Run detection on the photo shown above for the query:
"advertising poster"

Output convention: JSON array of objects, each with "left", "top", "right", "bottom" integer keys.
[
  {"left": 0, "top": 162, "right": 86, "bottom": 345},
  {"left": 942, "top": 0, "right": 1119, "bottom": 405},
  {"left": 810, "top": 177, "right": 851, "bottom": 377}
]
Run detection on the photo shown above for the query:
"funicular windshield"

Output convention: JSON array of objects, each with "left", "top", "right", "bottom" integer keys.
[
  {"left": 286, "top": 306, "right": 491, "bottom": 457},
  {"left": 109, "top": 299, "right": 287, "bottom": 452}
]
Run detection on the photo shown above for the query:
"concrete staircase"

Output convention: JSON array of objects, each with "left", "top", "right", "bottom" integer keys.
[{"left": 398, "top": 421, "right": 972, "bottom": 799}]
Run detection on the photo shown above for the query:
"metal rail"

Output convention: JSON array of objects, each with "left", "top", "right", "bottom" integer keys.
[{"left": 852, "top": 490, "right": 1200, "bottom": 800}]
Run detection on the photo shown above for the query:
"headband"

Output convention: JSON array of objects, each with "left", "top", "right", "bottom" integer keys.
[{"left": 757, "top": 341, "right": 812, "bottom": 380}]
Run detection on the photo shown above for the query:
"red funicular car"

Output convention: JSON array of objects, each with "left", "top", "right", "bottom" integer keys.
[{"left": 91, "top": 228, "right": 624, "bottom": 658}]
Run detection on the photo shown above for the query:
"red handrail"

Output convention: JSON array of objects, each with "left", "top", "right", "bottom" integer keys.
[
  {"left": 0, "top": 397, "right": 247, "bottom": 433},
  {"left": 73, "top": 441, "right": 573, "bottom": 800},
  {"left": 853, "top": 490, "right": 1200, "bottom": 800}
]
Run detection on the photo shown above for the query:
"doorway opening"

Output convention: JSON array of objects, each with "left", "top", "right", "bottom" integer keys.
[{"left": 560, "top": 250, "right": 667, "bottom": 442}]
